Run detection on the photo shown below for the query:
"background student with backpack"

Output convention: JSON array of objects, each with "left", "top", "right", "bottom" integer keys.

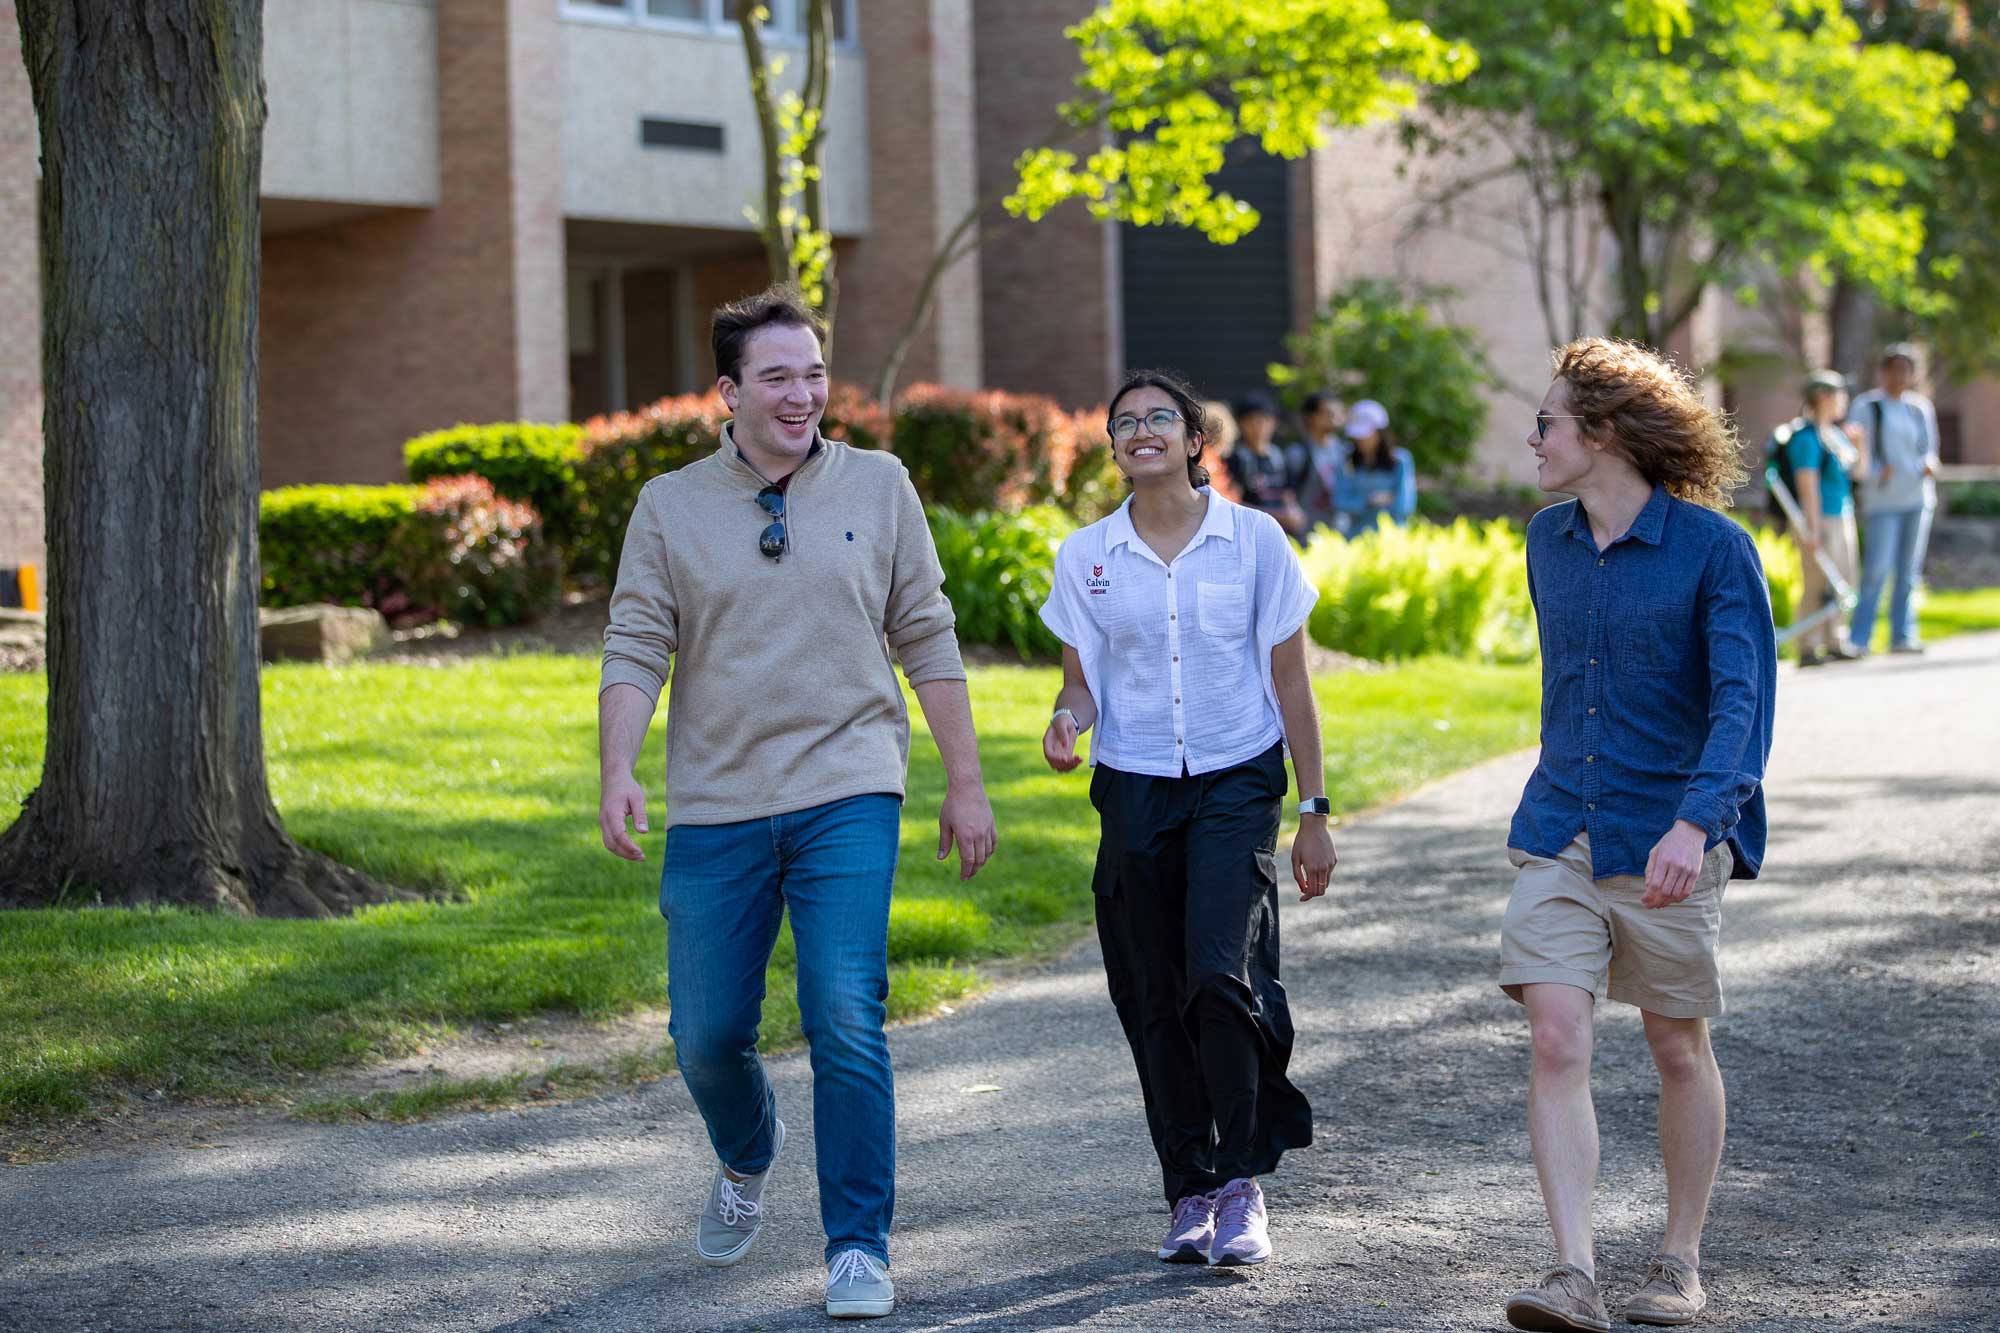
[{"left": 1770, "top": 371, "right": 1866, "bottom": 666}]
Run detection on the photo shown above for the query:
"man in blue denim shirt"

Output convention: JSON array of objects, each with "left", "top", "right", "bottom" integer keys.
[{"left": 1499, "top": 339, "right": 1776, "bottom": 1333}]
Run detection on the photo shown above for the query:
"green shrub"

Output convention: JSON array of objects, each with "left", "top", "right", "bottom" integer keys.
[
  {"left": 259, "top": 478, "right": 558, "bottom": 627},
  {"left": 403, "top": 422, "right": 585, "bottom": 556},
  {"left": 927, "top": 504, "right": 1076, "bottom": 657},
  {"left": 397, "top": 475, "right": 562, "bottom": 628},
  {"left": 894, "top": 386, "right": 1124, "bottom": 521},
  {"left": 260, "top": 483, "right": 421, "bottom": 609},
  {"left": 1742, "top": 520, "right": 1800, "bottom": 630},
  {"left": 1300, "top": 516, "right": 1535, "bottom": 662},
  {"left": 1269, "top": 277, "right": 1498, "bottom": 475},
  {"left": 1943, "top": 479, "right": 2000, "bottom": 518}
]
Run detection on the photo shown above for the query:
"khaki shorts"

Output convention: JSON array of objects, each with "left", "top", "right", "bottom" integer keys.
[{"left": 1499, "top": 832, "right": 1732, "bottom": 1019}]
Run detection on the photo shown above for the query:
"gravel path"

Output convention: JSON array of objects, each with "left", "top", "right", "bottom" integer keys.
[{"left": 3, "top": 635, "right": 1995, "bottom": 1332}]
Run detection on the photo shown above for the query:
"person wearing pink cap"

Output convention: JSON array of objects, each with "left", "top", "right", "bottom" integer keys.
[{"left": 1330, "top": 398, "right": 1417, "bottom": 536}]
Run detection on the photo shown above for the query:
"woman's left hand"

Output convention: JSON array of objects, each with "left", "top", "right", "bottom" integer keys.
[{"left": 1291, "top": 819, "right": 1338, "bottom": 902}]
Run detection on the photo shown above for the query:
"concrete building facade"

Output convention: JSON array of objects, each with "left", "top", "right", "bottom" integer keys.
[{"left": 2, "top": 0, "right": 1993, "bottom": 571}]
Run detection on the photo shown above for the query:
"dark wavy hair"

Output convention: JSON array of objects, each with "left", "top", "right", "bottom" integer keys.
[
  {"left": 1107, "top": 368, "right": 1212, "bottom": 488},
  {"left": 1553, "top": 338, "right": 1745, "bottom": 509},
  {"left": 711, "top": 285, "right": 828, "bottom": 384}
]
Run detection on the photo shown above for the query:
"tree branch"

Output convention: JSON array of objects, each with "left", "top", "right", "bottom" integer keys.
[{"left": 738, "top": 5, "right": 790, "bottom": 285}]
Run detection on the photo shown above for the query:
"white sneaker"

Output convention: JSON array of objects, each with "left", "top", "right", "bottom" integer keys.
[{"left": 825, "top": 1248, "right": 894, "bottom": 1319}]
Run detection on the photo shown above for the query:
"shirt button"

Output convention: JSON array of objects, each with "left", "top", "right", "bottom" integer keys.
[
  {"left": 1586, "top": 755, "right": 1596, "bottom": 763},
  {"left": 1172, "top": 655, "right": 1179, "bottom": 662},
  {"left": 1170, "top": 613, "right": 1176, "bottom": 621},
  {"left": 1587, "top": 802, "right": 1596, "bottom": 811},
  {"left": 1598, "top": 558, "right": 1606, "bottom": 567},
  {"left": 1587, "top": 707, "right": 1597, "bottom": 715},
  {"left": 1589, "top": 657, "right": 1598, "bottom": 666},
  {"left": 1174, "top": 697, "right": 1180, "bottom": 704}
]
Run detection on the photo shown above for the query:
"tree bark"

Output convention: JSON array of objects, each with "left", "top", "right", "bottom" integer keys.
[
  {"left": 738, "top": 5, "right": 792, "bottom": 285},
  {"left": 1828, "top": 276, "right": 1880, "bottom": 392},
  {"left": 0, "top": 1, "right": 401, "bottom": 916},
  {"left": 801, "top": 0, "right": 837, "bottom": 350}
]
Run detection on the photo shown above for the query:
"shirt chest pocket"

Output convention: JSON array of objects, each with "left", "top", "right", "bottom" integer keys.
[
  {"left": 1197, "top": 581, "right": 1250, "bottom": 639},
  {"left": 1621, "top": 602, "right": 1696, "bottom": 676}
]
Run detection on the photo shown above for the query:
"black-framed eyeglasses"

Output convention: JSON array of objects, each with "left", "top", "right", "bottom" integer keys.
[
  {"left": 1109, "top": 408, "right": 1184, "bottom": 442},
  {"left": 1535, "top": 411, "right": 1586, "bottom": 441},
  {"left": 756, "top": 484, "right": 787, "bottom": 562}
]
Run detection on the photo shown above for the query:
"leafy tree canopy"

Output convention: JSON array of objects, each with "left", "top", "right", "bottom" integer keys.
[
  {"left": 1851, "top": 1, "right": 2000, "bottom": 376},
  {"left": 1006, "top": 0, "right": 1476, "bottom": 242},
  {"left": 1403, "top": 0, "right": 1963, "bottom": 344}
]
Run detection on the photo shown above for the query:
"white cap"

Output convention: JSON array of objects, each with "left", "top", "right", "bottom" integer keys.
[{"left": 1344, "top": 398, "right": 1390, "bottom": 439}]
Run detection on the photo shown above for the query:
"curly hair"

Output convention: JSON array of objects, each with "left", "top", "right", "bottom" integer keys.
[{"left": 1552, "top": 338, "right": 1745, "bottom": 510}]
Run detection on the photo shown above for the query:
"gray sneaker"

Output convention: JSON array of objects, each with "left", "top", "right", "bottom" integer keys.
[
  {"left": 825, "top": 1248, "right": 894, "bottom": 1319},
  {"left": 1625, "top": 1253, "right": 1705, "bottom": 1326},
  {"left": 695, "top": 1117, "right": 785, "bottom": 1266},
  {"left": 1504, "top": 1263, "right": 1611, "bottom": 1332}
]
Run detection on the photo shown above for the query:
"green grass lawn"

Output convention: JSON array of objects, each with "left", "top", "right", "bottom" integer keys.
[
  {"left": 1891, "top": 586, "right": 2000, "bottom": 648},
  {"left": 0, "top": 657, "right": 1543, "bottom": 1124}
]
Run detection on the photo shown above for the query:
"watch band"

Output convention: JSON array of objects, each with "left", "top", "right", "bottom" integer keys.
[
  {"left": 1051, "top": 707, "right": 1082, "bottom": 733},
  {"left": 1297, "top": 797, "right": 1332, "bottom": 817}
]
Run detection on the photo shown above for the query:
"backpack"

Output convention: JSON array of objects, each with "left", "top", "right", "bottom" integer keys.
[{"left": 1763, "top": 417, "right": 1809, "bottom": 534}]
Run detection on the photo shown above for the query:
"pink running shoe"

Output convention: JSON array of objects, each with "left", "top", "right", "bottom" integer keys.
[{"left": 1157, "top": 1191, "right": 1216, "bottom": 1264}]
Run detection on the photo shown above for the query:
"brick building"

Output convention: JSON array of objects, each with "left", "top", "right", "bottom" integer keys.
[{"left": 2, "top": 0, "right": 1993, "bottom": 572}]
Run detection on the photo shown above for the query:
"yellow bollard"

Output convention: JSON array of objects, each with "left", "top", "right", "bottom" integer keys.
[{"left": 17, "top": 562, "right": 39, "bottom": 612}]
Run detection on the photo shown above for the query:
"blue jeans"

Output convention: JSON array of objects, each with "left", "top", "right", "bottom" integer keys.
[
  {"left": 1851, "top": 507, "right": 1932, "bottom": 650},
  {"left": 661, "top": 793, "right": 901, "bottom": 1266}
]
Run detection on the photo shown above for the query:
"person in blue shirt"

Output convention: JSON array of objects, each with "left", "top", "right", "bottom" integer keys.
[
  {"left": 1329, "top": 399, "right": 1417, "bottom": 536},
  {"left": 1780, "top": 370, "right": 1866, "bottom": 667},
  {"left": 1498, "top": 338, "right": 1776, "bottom": 1333}
]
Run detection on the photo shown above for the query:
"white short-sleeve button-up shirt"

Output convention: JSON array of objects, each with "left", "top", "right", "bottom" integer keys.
[{"left": 1038, "top": 489, "right": 1318, "bottom": 777}]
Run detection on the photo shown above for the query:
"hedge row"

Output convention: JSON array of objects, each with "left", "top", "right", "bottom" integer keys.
[
  {"left": 263, "top": 384, "right": 1125, "bottom": 624},
  {"left": 932, "top": 509, "right": 1804, "bottom": 662},
  {"left": 260, "top": 475, "right": 560, "bottom": 628}
]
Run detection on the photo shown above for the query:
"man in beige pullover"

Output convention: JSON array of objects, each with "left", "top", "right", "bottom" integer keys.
[{"left": 597, "top": 288, "right": 995, "bottom": 1320}]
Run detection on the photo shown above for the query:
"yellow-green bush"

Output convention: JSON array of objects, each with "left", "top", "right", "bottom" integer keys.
[
  {"left": 1300, "top": 517, "right": 1535, "bottom": 663},
  {"left": 1743, "top": 520, "right": 1801, "bottom": 629}
]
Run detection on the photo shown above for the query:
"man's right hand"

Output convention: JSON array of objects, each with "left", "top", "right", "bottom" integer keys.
[
  {"left": 1043, "top": 713, "right": 1082, "bottom": 772},
  {"left": 599, "top": 774, "right": 650, "bottom": 860}
]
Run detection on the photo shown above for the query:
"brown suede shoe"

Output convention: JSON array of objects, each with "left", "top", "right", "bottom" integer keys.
[
  {"left": 1625, "top": 1253, "right": 1705, "bottom": 1325},
  {"left": 1505, "top": 1264, "right": 1611, "bottom": 1332}
]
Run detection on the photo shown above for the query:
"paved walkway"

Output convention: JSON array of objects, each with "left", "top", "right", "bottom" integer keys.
[{"left": 4, "top": 635, "right": 1996, "bottom": 1331}]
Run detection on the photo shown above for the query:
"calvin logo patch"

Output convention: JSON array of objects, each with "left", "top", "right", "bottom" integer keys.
[{"left": 1085, "top": 563, "right": 1111, "bottom": 595}]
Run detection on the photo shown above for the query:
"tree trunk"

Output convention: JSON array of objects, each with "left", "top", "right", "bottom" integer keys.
[
  {"left": 1603, "top": 184, "right": 1655, "bottom": 344},
  {"left": 0, "top": 1, "right": 400, "bottom": 916},
  {"left": 738, "top": 4, "right": 792, "bottom": 286},
  {"left": 1828, "top": 276, "right": 1880, "bottom": 392}
]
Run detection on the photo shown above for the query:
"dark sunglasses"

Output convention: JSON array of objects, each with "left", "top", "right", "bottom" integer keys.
[
  {"left": 756, "top": 484, "right": 787, "bottom": 562},
  {"left": 1535, "top": 411, "right": 1586, "bottom": 441}
]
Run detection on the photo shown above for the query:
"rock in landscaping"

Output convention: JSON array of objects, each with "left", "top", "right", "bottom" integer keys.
[{"left": 259, "top": 604, "right": 390, "bottom": 665}]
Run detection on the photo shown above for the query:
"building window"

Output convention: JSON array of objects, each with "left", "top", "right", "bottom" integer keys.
[{"left": 560, "top": 0, "right": 856, "bottom": 44}]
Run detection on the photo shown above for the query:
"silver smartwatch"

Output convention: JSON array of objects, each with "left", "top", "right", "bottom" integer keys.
[{"left": 1297, "top": 797, "right": 1332, "bottom": 817}]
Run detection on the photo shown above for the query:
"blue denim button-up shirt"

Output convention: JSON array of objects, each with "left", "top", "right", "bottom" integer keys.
[{"left": 1509, "top": 486, "right": 1776, "bottom": 880}]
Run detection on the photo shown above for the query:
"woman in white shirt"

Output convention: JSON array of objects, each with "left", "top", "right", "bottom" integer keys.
[{"left": 1039, "top": 369, "right": 1339, "bottom": 1269}]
